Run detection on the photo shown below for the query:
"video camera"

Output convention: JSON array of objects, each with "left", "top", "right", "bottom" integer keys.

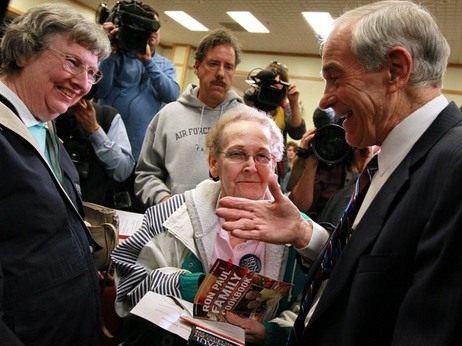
[
  {"left": 297, "top": 108, "right": 352, "bottom": 166},
  {"left": 243, "top": 68, "right": 290, "bottom": 113},
  {"left": 96, "top": 0, "right": 160, "bottom": 55}
]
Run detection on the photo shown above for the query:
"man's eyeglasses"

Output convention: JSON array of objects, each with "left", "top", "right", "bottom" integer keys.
[
  {"left": 48, "top": 47, "right": 103, "bottom": 85},
  {"left": 219, "top": 149, "right": 273, "bottom": 165}
]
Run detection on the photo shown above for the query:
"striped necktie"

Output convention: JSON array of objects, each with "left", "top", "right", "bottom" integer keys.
[{"left": 287, "top": 154, "right": 378, "bottom": 345}]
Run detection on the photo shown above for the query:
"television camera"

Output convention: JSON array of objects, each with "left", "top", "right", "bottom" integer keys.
[
  {"left": 95, "top": 0, "right": 160, "bottom": 55},
  {"left": 243, "top": 68, "right": 290, "bottom": 113}
]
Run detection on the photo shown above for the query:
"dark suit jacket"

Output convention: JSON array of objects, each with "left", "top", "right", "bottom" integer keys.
[
  {"left": 0, "top": 101, "right": 100, "bottom": 345},
  {"left": 297, "top": 102, "right": 462, "bottom": 345}
]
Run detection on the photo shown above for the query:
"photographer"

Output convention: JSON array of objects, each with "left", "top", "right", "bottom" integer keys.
[
  {"left": 95, "top": 1, "right": 180, "bottom": 212},
  {"left": 287, "top": 107, "right": 356, "bottom": 221},
  {"left": 244, "top": 61, "right": 305, "bottom": 182},
  {"left": 95, "top": 1, "right": 179, "bottom": 161},
  {"left": 56, "top": 95, "right": 135, "bottom": 208}
]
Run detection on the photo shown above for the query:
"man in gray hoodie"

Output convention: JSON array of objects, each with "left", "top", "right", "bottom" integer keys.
[{"left": 135, "top": 29, "right": 243, "bottom": 207}]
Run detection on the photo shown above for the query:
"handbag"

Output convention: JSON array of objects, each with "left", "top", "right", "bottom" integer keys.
[
  {"left": 82, "top": 202, "right": 122, "bottom": 341},
  {"left": 83, "top": 201, "right": 120, "bottom": 272}
]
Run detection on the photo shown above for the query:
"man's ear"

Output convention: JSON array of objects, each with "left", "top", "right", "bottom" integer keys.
[
  {"left": 386, "top": 46, "right": 412, "bottom": 92},
  {"left": 193, "top": 60, "right": 200, "bottom": 74}
]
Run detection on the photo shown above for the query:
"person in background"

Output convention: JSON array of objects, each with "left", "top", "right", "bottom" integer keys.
[
  {"left": 56, "top": 95, "right": 135, "bottom": 208},
  {"left": 317, "top": 146, "right": 379, "bottom": 226},
  {"left": 96, "top": 3, "right": 179, "bottom": 160},
  {"left": 135, "top": 28, "right": 244, "bottom": 207},
  {"left": 0, "top": 3, "right": 110, "bottom": 345},
  {"left": 216, "top": 1, "right": 462, "bottom": 345},
  {"left": 280, "top": 140, "right": 297, "bottom": 193},
  {"left": 96, "top": 3, "right": 180, "bottom": 212},
  {"left": 112, "top": 106, "right": 308, "bottom": 345},
  {"left": 244, "top": 61, "right": 306, "bottom": 182},
  {"left": 0, "top": 0, "right": 10, "bottom": 38},
  {"left": 287, "top": 107, "right": 353, "bottom": 221}
]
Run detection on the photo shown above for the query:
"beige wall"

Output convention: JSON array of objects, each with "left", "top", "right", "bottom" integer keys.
[{"left": 9, "top": 0, "right": 462, "bottom": 130}]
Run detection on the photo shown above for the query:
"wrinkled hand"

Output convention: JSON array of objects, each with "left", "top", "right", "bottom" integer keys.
[
  {"left": 71, "top": 99, "right": 100, "bottom": 134},
  {"left": 216, "top": 173, "right": 312, "bottom": 248},
  {"left": 225, "top": 312, "right": 266, "bottom": 345}
]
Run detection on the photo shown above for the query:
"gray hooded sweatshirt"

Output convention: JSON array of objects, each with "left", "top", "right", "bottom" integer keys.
[{"left": 135, "top": 83, "right": 244, "bottom": 206}]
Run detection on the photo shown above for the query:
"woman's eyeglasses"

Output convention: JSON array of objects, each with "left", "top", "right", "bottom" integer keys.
[
  {"left": 48, "top": 47, "right": 103, "bottom": 85},
  {"left": 219, "top": 149, "right": 273, "bottom": 165}
]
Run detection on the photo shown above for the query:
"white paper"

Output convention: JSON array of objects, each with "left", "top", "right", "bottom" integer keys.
[
  {"left": 130, "top": 291, "right": 245, "bottom": 344},
  {"left": 130, "top": 292, "right": 192, "bottom": 340},
  {"left": 115, "top": 209, "right": 144, "bottom": 238}
]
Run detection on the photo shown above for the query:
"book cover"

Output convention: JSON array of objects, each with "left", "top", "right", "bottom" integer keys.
[
  {"left": 187, "top": 325, "right": 242, "bottom": 346},
  {"left": 193, "top": 258, "right": 292, "bottom": 322}
]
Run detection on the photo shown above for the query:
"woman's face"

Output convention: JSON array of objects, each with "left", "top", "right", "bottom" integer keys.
[
  {"left": 209, "top": 120, "right": 276, "bottom": 200},
  {"left": 15, "top": 34, "right": 98, "bottom": 122}
]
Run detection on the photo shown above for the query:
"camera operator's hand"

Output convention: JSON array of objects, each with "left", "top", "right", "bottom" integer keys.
[
  {"left": 287, "top": 83, "right": 300, "bottom": 105},
  {"left": 299, "top": 128, "right": 317, "bottom": 150},
  {"left": 134, "top": 30, "right": 160, "bottom": 62},
  {"left": 286, "top": 83, "right": 304, "bottom": 129},
  {"left": 71, "top": 99, "right": 100, "bottom": 135},
  {"left": 102, "top": 21, "right": 119, "bottom": 37},
  {"left": 102, "top": 21, "right": 119, "bottom": 52},
  {"left": 288, "top": 128, "right": 319, "bottom": 211},
  {"left": 134, "top": 44, "right": 152, "bottom": 63}
]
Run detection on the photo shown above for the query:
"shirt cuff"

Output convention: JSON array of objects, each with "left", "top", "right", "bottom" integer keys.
[{"left": 296, "top": 221, "right": 329, "bottom": 263}]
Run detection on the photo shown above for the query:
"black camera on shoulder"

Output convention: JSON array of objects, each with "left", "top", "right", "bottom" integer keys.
[
  {"left": 96, "top": 1, "right": 160, "bottom": 55},
  {"left": 243, "top": 69, "right": 289, "bottom": 113},
  {"left": 297, "top": 108, "right": 352, "bottom": 166}
]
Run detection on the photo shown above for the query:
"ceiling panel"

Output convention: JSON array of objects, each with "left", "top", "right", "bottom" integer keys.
[{"left": 75, "top": 0, "right": 462, "bottom": 65}]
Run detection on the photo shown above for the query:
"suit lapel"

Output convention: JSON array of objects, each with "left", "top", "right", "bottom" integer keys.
[{"left": 307, "top": 102, "right": 462, "bottom": 325}]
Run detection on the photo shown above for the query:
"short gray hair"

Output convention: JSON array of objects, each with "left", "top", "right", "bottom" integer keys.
[
  {"left": 1, "top": 3, "right": 111, "bottom": 75},
  {"left": 320, "top": 0, "right": 450, "bottom": 88},
  {"left": 206, "top": 105, "right": 284, "bottom": 161}
]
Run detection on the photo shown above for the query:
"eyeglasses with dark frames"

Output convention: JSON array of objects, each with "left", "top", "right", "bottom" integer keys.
[
  {"left": 48, "top": 47, "right": 103, "bottom": 85},
  {"left": 219, "top": 149, "right": 273, "bottom": 165}
]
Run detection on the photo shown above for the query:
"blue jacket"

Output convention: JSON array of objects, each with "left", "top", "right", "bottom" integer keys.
[
  {"left": 96, "top": 51, "right": 180, "bottom": 159},
  {"left": 0, "top": 100, "right": 100, "bottom": 346}
]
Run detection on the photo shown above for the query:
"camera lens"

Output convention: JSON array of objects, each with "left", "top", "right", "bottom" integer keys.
[{"left": 311, "top": 124, "right": 351, "bottom": 165}]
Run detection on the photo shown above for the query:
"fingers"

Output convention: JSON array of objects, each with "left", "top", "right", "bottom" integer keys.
[
  {"left": 300, "top": 128, "right": 316, "bottom": 147},
  {"left": 225, "top": 312, "right": 266, "bottom": 344},
  {"left": 225, "top": 312, "right": 255, "bottom": 334}
]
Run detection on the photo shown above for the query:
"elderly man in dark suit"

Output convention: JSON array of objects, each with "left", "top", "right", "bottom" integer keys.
[{"left": 215, "top": 1, "right": 462, "bottom": 345}]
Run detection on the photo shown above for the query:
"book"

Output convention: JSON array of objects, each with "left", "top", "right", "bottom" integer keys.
[
  {"left": 130, "top": 291, "right": 245, "bottom": 345},
  {"left": 129, "top": 259, "right": 291, "bottom": 344},
  {"left": 193, "top": 258, "right": 292, "bottom": 322},
  {"left": 187, "top": 325, "right": 242, "bottom": 346}
]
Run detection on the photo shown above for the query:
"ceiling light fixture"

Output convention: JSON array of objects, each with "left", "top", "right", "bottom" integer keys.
[
  {"left": 164, "top": 11, "right": 208, "bottom": 31},
  {"left": 227, "top": 11, "right": 269, "bottom": 33},
  {"left": 302, "top": 12, "right": 334, "bottom": 37}
]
